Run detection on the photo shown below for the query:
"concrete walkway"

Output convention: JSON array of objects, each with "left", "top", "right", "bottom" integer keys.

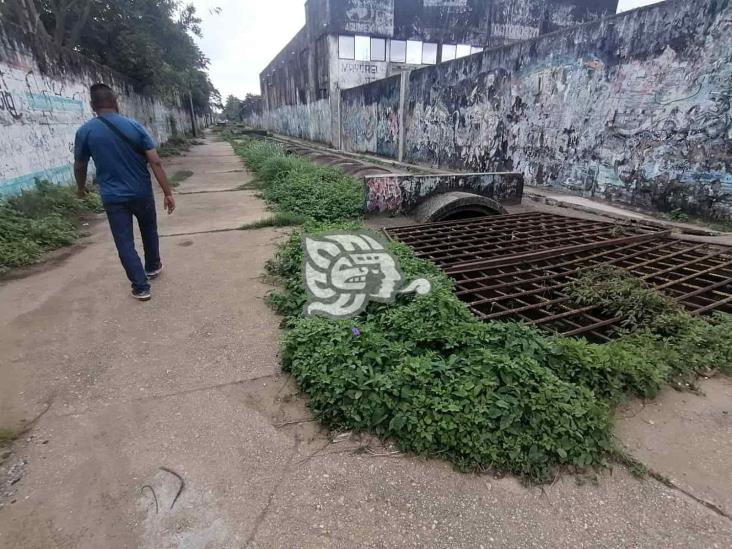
[{"left": 1, "top": 135, "right": 731, "bottom": 548}]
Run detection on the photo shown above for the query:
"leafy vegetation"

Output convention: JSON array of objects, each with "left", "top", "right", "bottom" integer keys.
[
  {"left": 0, "top": 181, "right": 102, "bottom": 273},
  {"left": 230, "top": 139, "right": 364, "bottom": 222},
  {"left": 567, "top": 266, "right": 678, "bottom": 333},
  {"left": 261, "top": 219, "right": 732, "bottom": 482}
]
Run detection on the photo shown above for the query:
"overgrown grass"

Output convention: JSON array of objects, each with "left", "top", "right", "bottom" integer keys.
[
  {"left": 239, "top": 212, "right": 307, "bottom": 230},
  {"left": 158, "top": 136, "right": 202, "bottom": 158},
  {"left": 170, "top": 169, "right": 194, "bottom": 187},
  {"left": 0, "top": 180, "right": 102, "bottom": 274},
  {"left": 230, "top": 139, "right": 364, "bottom": 222},
  {"left": 0, "top": 428, "right": 17, "bottom": 445}
]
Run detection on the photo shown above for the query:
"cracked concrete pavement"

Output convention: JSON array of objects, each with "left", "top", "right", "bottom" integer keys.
[{"left": 1, "top": 134, "right": 731, "bottom": 548}]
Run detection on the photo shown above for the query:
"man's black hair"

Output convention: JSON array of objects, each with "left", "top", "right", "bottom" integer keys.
[{"left": 90, "top": 83, "right": 117, "bottom": 110}]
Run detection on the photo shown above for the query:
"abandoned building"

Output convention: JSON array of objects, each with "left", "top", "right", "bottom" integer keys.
[{"left": 259, "top": 0, "right": 618, "bottom": 141}]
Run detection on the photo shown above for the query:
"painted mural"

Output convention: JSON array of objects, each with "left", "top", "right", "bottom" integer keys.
[
  {"left": 341, "top": 74, "right": 400, "bottom": 157},
  {"left": 0, "top": 22, "right": 194, "bottom": 197},
  {"left": 403, "top": 0, "right": 732, "bottom": 218}
]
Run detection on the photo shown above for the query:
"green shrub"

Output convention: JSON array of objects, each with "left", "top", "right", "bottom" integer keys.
[
  {"left": 0, "top": 181, "right": 101, "bottom": 273},
  {"left": 230, "top": 139, "right": 364, "bottom": 222}
]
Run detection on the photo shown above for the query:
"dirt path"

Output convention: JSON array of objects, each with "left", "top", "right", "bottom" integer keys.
[{"left": 1, "top": 135, "right": 731, "bottom": 548}]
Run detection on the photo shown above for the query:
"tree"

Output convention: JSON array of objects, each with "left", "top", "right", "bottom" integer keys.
[
  {"left": 222, "top": 95, "right": 242, "bottom": 121},
  {"left": 2, "top": 0, "right": 219, "bottom": 114}
]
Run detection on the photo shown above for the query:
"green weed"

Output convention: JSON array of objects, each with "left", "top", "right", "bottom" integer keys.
[
  {"left": 170, "top": 170, "right": 194, "bottom": 186},
  {"left": 0, "top": 181, "right": 102, "bottom": 273},
  {"left": 264, "top": 223, "right": 732, "bottom": 482},
  {"left": 0, "top": 428, "right": 17, "bottom": 445},
  {"left": 229, "top": 139, "right": 364, "bottom": 222},
  {"left": 239, "top": 212, "right": 307, "bottom": 230}
]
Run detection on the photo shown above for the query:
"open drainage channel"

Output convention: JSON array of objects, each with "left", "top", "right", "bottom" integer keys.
[{"left": 385, "top": 212, "right": 732, "bottom": 341}]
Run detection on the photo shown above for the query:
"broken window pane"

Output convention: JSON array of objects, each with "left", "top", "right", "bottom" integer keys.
[
  {"left": 406, "top": 40, "right": 422, "bottom": 64},
  {"left": 339, "top": 35, "right": 355, "bottom": 59},
  {"left": 371, "top": 38, "right": 386, "bottom": 61},
  {"left": 442, "top": 44, "right": 457, "bottom": 62},
  {"left": 390, "top": 40, "right": 406, "bottom": 62},
  {"left": 355, "top": 35, "right": 370, "bottom": 61},
  {"left": 456, "top": 44, "right": 471, "bottom": 58},
  {"left": 422, "top": 43, "right": 437, "bottom": 64},
  {"left": 471, "top": 46, "right": 483, "bottom": 55}
]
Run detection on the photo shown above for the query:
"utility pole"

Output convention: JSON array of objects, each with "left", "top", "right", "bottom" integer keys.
[{"left": 188, "top": 90, "right": 197, "bottom": 137}]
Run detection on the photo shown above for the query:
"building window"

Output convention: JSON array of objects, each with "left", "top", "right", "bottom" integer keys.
[
  {"left": 354, "top": 35, "right": 370, "bottom": 61},
  {"left": 339, "top": 35, "right": 355, "bottom": 59},
  {"left": 406, "top": 40, "right": 422, "bottom": 64},
  {"left": 371, "top": 37, "right": 386, "bottom": 61},
  {"left": 456, "top": 44, "right": 471, "bottom": 58},
  {"left": 441, "top": 44, "right": 457, "bottom": 62},
  {"left": 390, "top": 39, "right": 406, "bottom": 62},
  {"left": 471, "top": 46, "right": 484, "bottom": 55},
  {"left": 422, "top": 42, "right": 438, "bottom": 64}
]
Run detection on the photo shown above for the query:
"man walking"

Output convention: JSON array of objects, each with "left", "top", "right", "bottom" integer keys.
[{"left": 74, "top": 83, "right": 176, "bottom": 301}]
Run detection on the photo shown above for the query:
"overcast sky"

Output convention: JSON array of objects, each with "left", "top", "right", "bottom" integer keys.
[{"left": 191, "top": 0, "right": 666, "bottom": 100}]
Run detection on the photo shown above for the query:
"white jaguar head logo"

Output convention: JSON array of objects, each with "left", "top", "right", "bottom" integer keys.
[{"left": 303, "top": 232, "right": 431, "bottom": 319}]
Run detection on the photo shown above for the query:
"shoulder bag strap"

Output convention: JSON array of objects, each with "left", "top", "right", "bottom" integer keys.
[{"left": 96, "top": 116, "right": 147, "bottom": 159}]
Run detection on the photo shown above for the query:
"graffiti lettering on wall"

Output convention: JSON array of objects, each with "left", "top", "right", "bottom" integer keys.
[
  {"left": 343, "top": 0, "right": 394, "bottom": 35},
  {"left": 341, "top": 62, "right": 379, "bottom": 76},
  {"left": 0, "top": 82, "right": 21, "bottom": 120},
  {"left": 366, "top": 176, "right": 402, "bottom": 213},
  {"left": 423, "top": 0, "right": 468, "bottom": 7},
  {"left": 490, "top": 23, "right": 539, "bottom": 41},
  {"left": 339, "top": 61, "right": 387, "bottom": 88}
]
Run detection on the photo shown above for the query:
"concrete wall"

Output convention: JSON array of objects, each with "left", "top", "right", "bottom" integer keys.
[
  {"left": 341, "top": 74, "right": 401, "bottom": 156},
  {"left": 402, "top": 0, "right": 732, "bottom": 217},
  {"left": 249, "top": 99, "right": 333, "bottom": 145},
  {"left": 0, "top": 22, "right": 196, "bottom": 197},
  {"left": 364, "top": 172, "right": 523, "bottom": 214}
]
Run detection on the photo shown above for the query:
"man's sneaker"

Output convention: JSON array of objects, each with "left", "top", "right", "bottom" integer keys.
[
  {"left": 146, "top": 264, "right": 164, "bottom": 279},
  {"left": 131, "top": 288, "right": 152, "bottom": 301}
]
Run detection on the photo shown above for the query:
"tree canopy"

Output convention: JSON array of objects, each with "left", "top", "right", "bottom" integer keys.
[{"left": 2, "top": 0, "right": 219, "bottom": 114}]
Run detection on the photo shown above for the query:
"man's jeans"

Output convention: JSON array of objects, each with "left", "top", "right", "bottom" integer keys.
[{"left": 104, "top": 196, "right": 160, "bottom": 292}]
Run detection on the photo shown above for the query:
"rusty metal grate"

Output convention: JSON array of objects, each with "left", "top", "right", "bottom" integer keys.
[
  {"left": 385, "top": 213, "right": 732, "bottom": 340},
  {"left": 384, "top": 212, "right": 660, "bottom": 269}
]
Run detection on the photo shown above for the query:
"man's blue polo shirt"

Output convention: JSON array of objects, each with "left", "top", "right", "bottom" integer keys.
[{"left": 74, "top": 113, "right": 157, "bottom": 204}]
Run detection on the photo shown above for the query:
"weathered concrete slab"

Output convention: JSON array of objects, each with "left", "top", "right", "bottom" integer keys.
[{"left": 616, "top": 377, "right": 732, "bottom": 517}]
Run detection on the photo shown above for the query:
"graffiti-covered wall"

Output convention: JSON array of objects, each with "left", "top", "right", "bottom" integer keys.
[
  {"left": 250, "top": 99, "right": 333, "bottom": 145},
  {"left": 403, "top": 0, "right": 732, "bottom": 218},
  {"left": 341, "top": 74, "right": 401, "bottom": 156},
  {"left": 0, "top": 22, "right": 195, "bottom": 197}
]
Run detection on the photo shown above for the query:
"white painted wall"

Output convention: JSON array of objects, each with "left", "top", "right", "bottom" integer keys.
[{"left": 0, "top": 24, "right": 195, "bottom": 197}]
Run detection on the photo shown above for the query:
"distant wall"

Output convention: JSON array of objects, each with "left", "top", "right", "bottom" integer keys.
[
  {"left": 402, "top": 0, "right": 732, "bottom": 218},
  {"left": 0, "top": 22, "right": 197, "bottom": 197},
  {"left": 341, "top": 74, "right": 401, "bottom": 157},
  {"left": 249, "top": 99, "right": 332, "bottom": 145}
]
